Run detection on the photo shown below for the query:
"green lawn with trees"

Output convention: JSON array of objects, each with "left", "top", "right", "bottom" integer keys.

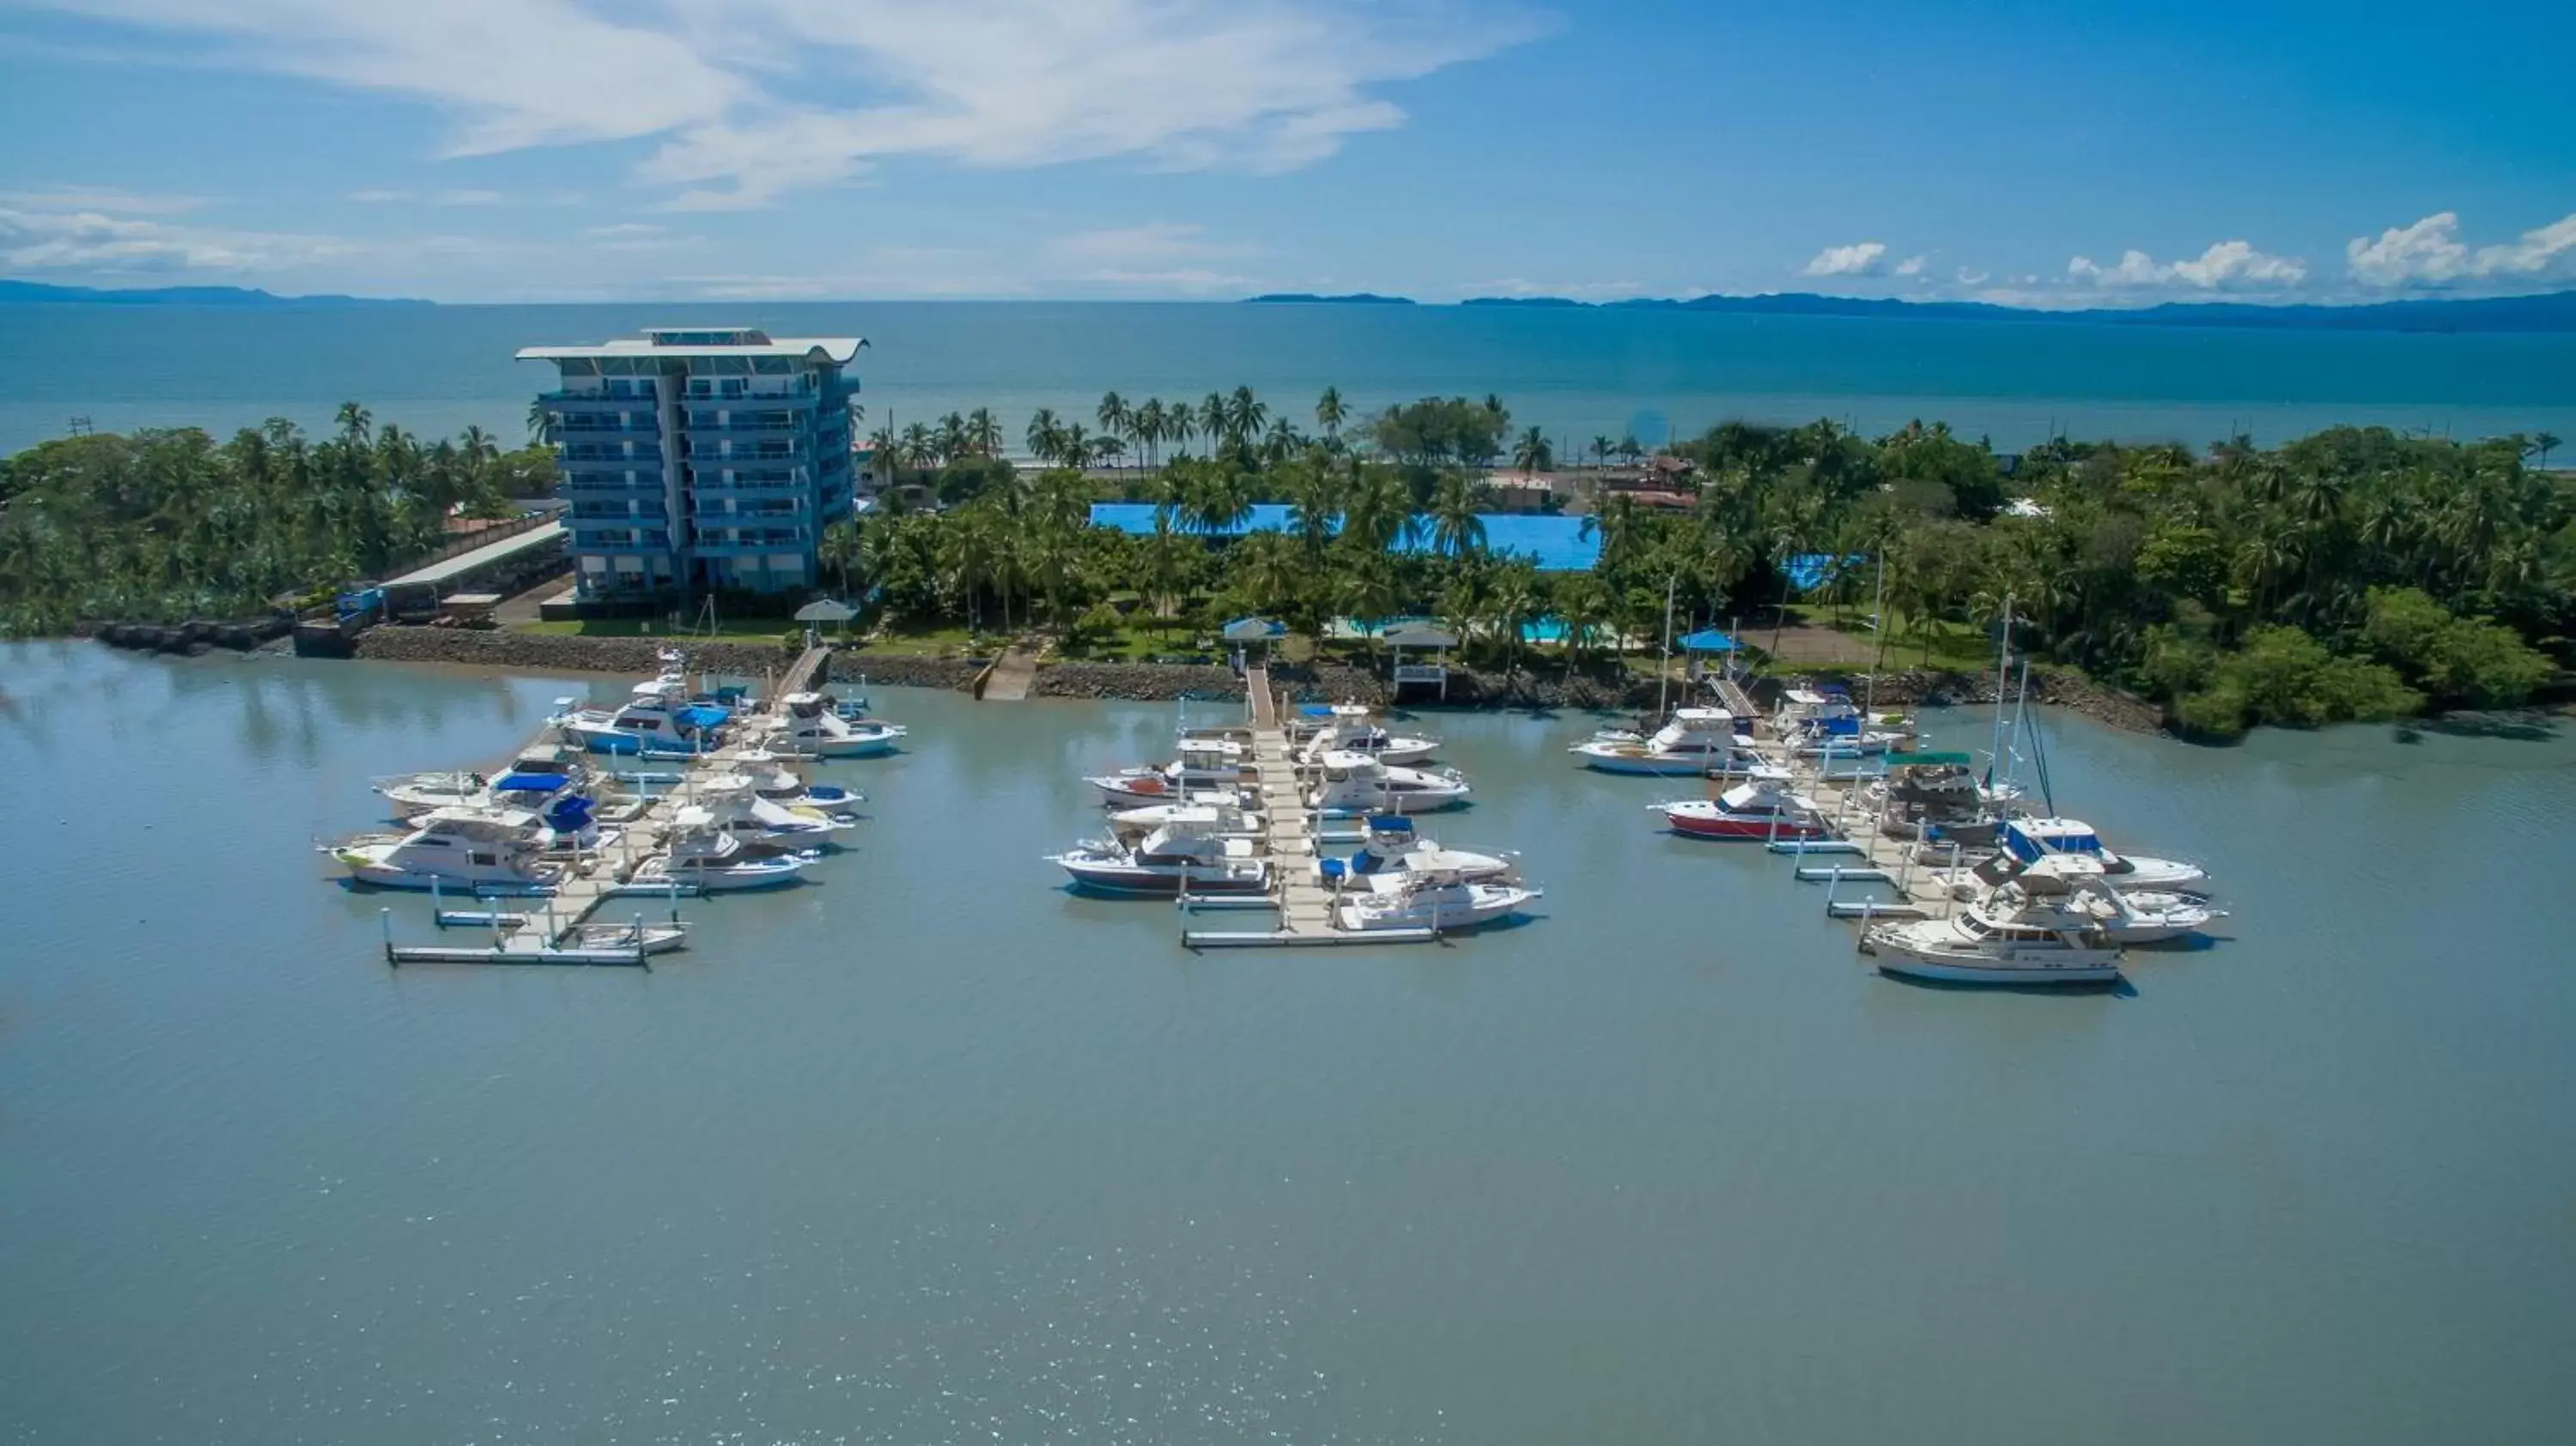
[{"left": 6, "top": 385, "right": 2568, "bottom": 738}]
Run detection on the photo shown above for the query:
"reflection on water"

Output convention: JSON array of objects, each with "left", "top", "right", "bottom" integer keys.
[{"left": 3, "top": 642, "right": 2575, "bottom": 1445}]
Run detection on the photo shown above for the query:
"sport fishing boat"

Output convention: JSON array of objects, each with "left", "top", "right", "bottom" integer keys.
[
  {"left": 1651, "top": 767, "right": 1832, "bottom": 840},
  {"left": 1870, "top": 751, "right": 2004, "bottom": 845},
  {"left": 1085, "top": 738, "right": 1254, "bottom": 805},
  {"left": 1860, "top": 858, "right": 2124, "bottom": 985},
  {"left": 1291, "top": 704, "right": 1440, "bottom": 766},
  {"left": 1775, "top": 685, "right": 1912, "bottom": 758},
  {"left": 1315, "top": 816, "right": 1516, "bottom": 885},
  {"left": 682, "top": 775, "right": 856, "bottom": 845},
  {"left": 1334, "top": 868, "right": 1540, "bottom": 933},
  {"left": 762, "top": 690, "right": 906, "bottom": 758},
  {"left": 1308, "top": 750, "right": 1471, "bottom": 816},
  {"left": 553, "top": 676, "right": 730, "bottom": 757},
  {"left": 1571, "top": 708, "right": 1759, "bottom": 776},
  {"left": 1109, "top": 799, "right": 1264, "bottom": 841},
  {"left": 1050, "top": 823, "right": 1271, "bottom": 896},
  {"left": 329, "top": 807, "right": 566, "bottom": 895},
  {"left": 2000, "top": 817, "right": 2207, "bottom": 892},
  {"left": 626, "top": 817, "right": 816, "bottom": 891},
  {"left": 2091, "top": 889, "right": 2222, "bottom": 945},
  {"left": 738, "top": 759, "right": 862, "bottom": 817}
]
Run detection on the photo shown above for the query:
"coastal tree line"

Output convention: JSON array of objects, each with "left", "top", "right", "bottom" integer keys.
[{"left": 3, "top": 384, "right": 2567, "bottom": 737}]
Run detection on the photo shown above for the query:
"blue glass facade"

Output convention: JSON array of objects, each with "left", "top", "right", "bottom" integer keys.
[{"left": 523, "top": 328, "right": 861, "bottom": 599}]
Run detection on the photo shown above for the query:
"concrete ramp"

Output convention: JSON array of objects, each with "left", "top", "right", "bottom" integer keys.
[{"left": 981, "top": 646, "right": 1040, "bottom": 702}]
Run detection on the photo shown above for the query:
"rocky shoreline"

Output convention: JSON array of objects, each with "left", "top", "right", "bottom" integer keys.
[{"left": 339, "top": 625, "right": 2167, "bottom": 732}]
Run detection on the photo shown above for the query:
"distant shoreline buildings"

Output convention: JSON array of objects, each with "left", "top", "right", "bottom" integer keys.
[{"left": 519, "top": 327, "right": 863, "bottom": 598}]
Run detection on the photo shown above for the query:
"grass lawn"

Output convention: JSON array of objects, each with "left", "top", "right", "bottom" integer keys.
[
  {"left": 851, "top": 623, "right": 987, "bottom": 658},
  {"left": 1058, "top": 621, "right": 1220, "bottom": 664},
  {"left": 514, "top": 617, "right": 803, "bottom": 641}
]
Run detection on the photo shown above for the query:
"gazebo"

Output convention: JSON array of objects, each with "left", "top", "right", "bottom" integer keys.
[
  {"left": 1220, "top": 615, "right": 1286, "bottom": 671},
  {"left": 1380, "top": 623, "right": 1459, "bottom": 700},
  {"left": 1678, "top": 627, "right": 1739, "bottom": 683},
  {"left": 793, "top": 597, "right": 860, "bottom": 642}
]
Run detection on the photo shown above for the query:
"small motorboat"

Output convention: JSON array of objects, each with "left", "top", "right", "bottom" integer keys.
[
  {"left": 762, "top": 690, "right": 905, "bottom": 758},
  {"left": 1861, "top": 858, "right": 2123, "bottom": 985},
  {"left": 329, "top": 807, "right": 565, "bottom": 895},
  {"left": 1334, "top": 869, "right": 1539, "bottom": 933},
  {"left": 2082, "top": 887, "right": 2222, "bottom": 945},
  {"left": 558, "top": 919, "right": 690, "bottom": 956},
  {"left": 1572, "top": 708, "right": 1759, "bottom": 776},
  {"left": 1085, "top": 738, "right": 1252, "bottom": 805},
  {"left": 2000, "top": 817, "right": 2206, "bottom": 892},
  {"left": 373, "top": 769, "right": 492, "bottom": 814},
  {"left": 1292, "top": 703, "right": 1440, "bottom": 766},
  {"left": 1315, "top": 816, "right": 1516, "bottom": 885},
  {"left": 1652, "top": 767, "right": 1832, "bottom": 840},
  {"left": 1050, "top": 823, "right": 1270, "bottom": 896},
  {"left": 1307, "top": 750, "right": 1470, "bottom": 816}
]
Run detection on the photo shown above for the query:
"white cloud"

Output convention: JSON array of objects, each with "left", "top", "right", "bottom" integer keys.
[
  {"left": 1893, "top": 254, "right": 1926, "bottom": 276},
  {"left": 2346, "top": 210, "right": 2576, "bottom": 289},
  {"left": 0, "top": 185, "right": 204, "bottom": 215},
  {"left": 349, "top": 187, "right": 504, "bottom": 205},
  {"left": 0, "top": 204, "right": 351, "bottom": 272},
  {"left": 33, "top": 1, "right": 1533, "bottom": 210},
  {"left": 2067, "top": 239, "right": 2306, "bottom": 291},
  {"left": 1953, "top": 267, "right": 1990, "bottom": 287},
  {"left": 1799, "top": 241, "right": 1886, "bottom": 278}
]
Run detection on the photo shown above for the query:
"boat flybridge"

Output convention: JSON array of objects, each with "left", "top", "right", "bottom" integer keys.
[
  {"left": 1086, "top": 738, "right": 1254, "bottom": 805},
  {"left": 1775, "top": 685, "right": 1913, "bottom": 758},
  {"left": 1050, "top": 822, "right": 1271, "bottom": 896},
  {"left": 1307, "top": 750, "right": 1470, "bottom": 816},
  {"left": 624, "top": 811, "right": 817, "bottom": 891},
  {"left": 1291, "top": 703, "right": 1440, "bottom": 766},
  {"left": 1315, "top": 815, "right": 1517, "bottom": 885},
  {"left": 1572, "top": 708, "right": 1760, "bottom": 776},
  {"left": 2000, "top": 817, "right": 2207, "bottom": 893},
  {"left": 1861, "top": 854, "right": 2126, "bottom": 985},
  {"left": 553, "top": 674, "right": 730, "bottom": 757},
  {"left": 330, "top": 807, "right": 567, "bottom": 895},
  {"left": 1109, "top": 799, "right": 1265, "bottom": 842},
  {"left": 680, "top": 773, "right": 856, "bottom": 845},
  {"left": 1334, "top": 866, "right": 1538, "bottom": 933},
  {"left": 1652, "top": 766, "right": 1832, "bottom": 840},
  {"left": 761, "top": 690, "right": 906, "bottom": 758}
]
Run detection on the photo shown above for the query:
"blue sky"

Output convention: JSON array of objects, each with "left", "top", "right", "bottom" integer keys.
[{"left": 0, "top": 0, "right": 2569, "bottom": 305}]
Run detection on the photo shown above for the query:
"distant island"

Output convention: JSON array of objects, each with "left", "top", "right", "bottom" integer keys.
[
  {"left": 0, "top": 279, "right": 431, "bottom": 308},
  {"left": 1453, "top": 288, "right": 2576, "bottom": 334},
  {"left": 1240, "top": 293, "right": 1416, "bottom": 306}
]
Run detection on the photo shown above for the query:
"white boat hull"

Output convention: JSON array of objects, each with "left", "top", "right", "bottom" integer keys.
[
  {"left": 1337, "top": 884, "right": 1535, "bottom": 933},
  {"left": 1873, "top": 952, "right": 2123, "bottom": 985}
]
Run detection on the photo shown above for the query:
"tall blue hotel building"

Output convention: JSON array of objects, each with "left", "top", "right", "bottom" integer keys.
[{"left": 520, "top": 327, "right": 862, "bottom": 598}]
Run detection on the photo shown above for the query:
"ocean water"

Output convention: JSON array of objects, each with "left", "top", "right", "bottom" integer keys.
[
  {"left": 3, "top": 641, "right": 2573, "bottom": 1444},
  {"left": 3, "top": 301, "right": 2573, "bottom": 458}
]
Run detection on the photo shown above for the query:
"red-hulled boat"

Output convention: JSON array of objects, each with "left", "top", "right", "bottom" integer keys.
[{"left": 1653, "top": 769, "right": 1831, "bottom": 841}]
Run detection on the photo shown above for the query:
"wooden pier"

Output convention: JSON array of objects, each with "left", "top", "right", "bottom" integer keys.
[{"left": 1177, "top": 664, "right": 1441, "bottom": 950}]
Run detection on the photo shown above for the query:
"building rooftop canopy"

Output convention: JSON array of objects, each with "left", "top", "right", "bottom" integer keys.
[{"left": 517, "top": 327, "right": 866, "bottom": 364}]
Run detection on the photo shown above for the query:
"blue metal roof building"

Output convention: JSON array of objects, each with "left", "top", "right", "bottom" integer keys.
[{"left": 1085, "top": 504, "right": 1602, "bottom": 572}]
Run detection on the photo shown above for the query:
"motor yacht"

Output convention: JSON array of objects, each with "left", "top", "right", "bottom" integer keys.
[
  {"left": 1109, "top": 799, "right": 1265, "bottom": 842},
  {"left": 1571, "top": 708, "right": 1760, "bottom": 775},
  {"left": 1315, "top": 816, "right": 1516, "bottom": 885},
  {"left": 330, "top": 807, "right": 565, "bottom": 895},
  {"left": 1307, "top": 750, "right": 1471, "bottom": 816},
  {"left": 762, "top": 690, "right": 906, "bottom": 758},
  {"left": 1334, "top": 868, "right": 1539, "bottom": 933},
  {"left": 2000, "top": 817, "right": 2206, "bottom": 892},
  {"left": 1050, "top": 823, "right": 1271, "bottom": 896},
  {"left": 1861, "top": 858, "right": 2124, "bottom": 985},
  {"left": 626, "top": 817, "right": 817, "bottom": 891},
  {"left": 1775, "top": 685, "right": 1912, "bottom": 758},
  {"left": 554, "top": 675, "right": 730, "bottom": 757},
  {"left": 373, "top": 769, "right": 494, "bottom": 815},
  {"left": 1085, "top": 738, "right": 1254, "bottom": 804},
  {"left": 739, "top": 760, "right": 862, "bottom": 817},
  {"left": 1291, "top": 703, "right": 1440, "bottom": 766},
  {"left": 1652, "top": 767, "right": 1832, "bottom": 840},
  {"left": 681, "top": 775, "right": 856, "bottom": 845}
]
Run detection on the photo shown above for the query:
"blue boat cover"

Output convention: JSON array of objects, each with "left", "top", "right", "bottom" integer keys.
[
  {"left": 2003, "top": 821, "right": 2102, "bottom": 861},
  {"left": 544, "top": 795, "right": 593, "bottom": 831},
  {"left": 494, "top": 772, "right": 568, "bottom": 793},
  {"left": 1678, "top": 629, "right": 1738, "bottom": 652},
  {"left": 1300, "top": 704, "right": 1337, "bottom": 717},
  {"left": 677, "top": 704, "right": 731, "bottom": 729},
  {"left": 1364, "top": 815, "right": 1415, "bottom": 832}
]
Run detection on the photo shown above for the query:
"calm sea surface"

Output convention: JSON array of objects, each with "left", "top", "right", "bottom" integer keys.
[
  {"left": 3, "top": 301, "right": 2574, "bottom": 456},
  {"left": 2, "top": 641, "right": 2573, "bottom": 1443}
]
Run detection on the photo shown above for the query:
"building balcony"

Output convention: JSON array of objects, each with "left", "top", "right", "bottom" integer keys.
[
  {"left": 681, "top": 386, "right": 819, "bottom": 406},
  {"left": 684, "top": 416, "right": 804, "bottom": 435},
  {"left": 693, "top": 475, "right": 809, "bottom": 495},
  {"left": 560, "top": 450, "right": 665, "bottom": 470},
  {"left": 544, "top": 392, "right": 657, "bottom": 412},
  {"left": 692, "top": 501, "right": 806, "bottom": 523},
  {"left": 692, "top": 530, "right": 812, "bottom": 556},
  {"left": 568, "top": 529, "right": 674, "bottom": 555}
]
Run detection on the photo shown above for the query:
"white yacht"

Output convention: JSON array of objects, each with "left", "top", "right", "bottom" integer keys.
[
  {"left": 1774, "top": 686, "right": 1914, "bottom": 758},
  {"left": 1862, "top": 857, "right": 2124, "bottom": 985},
  {"left": 1571, "top": 708, "right": 1760, "bottom": 776},
  {"left": 330, "top": 808, "right": 565, "bottom": 895},
  {"left": 1086, "top": 738, "right": 1253, "bottom": 804},
  {"left": 1291, "top": 704, "right": 1440, "bottom": 766},
  {"left": 1315, "top": 816, "right": 1517, "bottom": 885},
  {"left": 2000, "top": 817, "right": 2207, "bottom": 892},
  {"left": 626, "top": 816, "right": 816, "bottom": 891},
  {"left": 739, "top": 760, "right": 862, "bottom": 817},
  {"left": 1307, "top": 750, "right": 1471, "bottom": 816},
  {"left": 2086, "top": 888, "right": 2222, "bottom": 945},
  {"left": 373, "top": 769, "right": 493, "bottom": 815},
  {"left": 1109, "top": 799, "right": 1264, "bottom": 841},
  {"left": 762, "top": 690, "right": 905, "bottom": 758},
  {"left": 1334, "top": 869, "right": 1539, "bottom": 933},
  {"left": 553, "top": 674, "right": 730, "bottom": 757},
  {"left": 1051, "top": 824, "right": 1271, "bottom": 896},
  {"left": 681, "top": 774, "right": 856, "bottom": 846}
]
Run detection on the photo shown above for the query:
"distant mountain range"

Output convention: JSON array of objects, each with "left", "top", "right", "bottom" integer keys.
[
  {"left": 0, "top": 279, "right": 430, "bottom": 307},
  {"left": 1241, "top": 292, "right": 1416, "bottom": 306},
  {"left": 1462, "top": 289, "right": 2576, "bottom": 332}
]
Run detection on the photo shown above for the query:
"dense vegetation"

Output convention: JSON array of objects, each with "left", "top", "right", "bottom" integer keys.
[
  {"left": 0, "top": 404, "right": 545, "bottom": 633},
  {"left": 5, "top": 386, "right": 2567, "bottom": 737}
]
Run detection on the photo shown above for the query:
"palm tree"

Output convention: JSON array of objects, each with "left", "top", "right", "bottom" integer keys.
[
  {"left": 1225, "top": 386, "right": 1267, "bottom": 449},
  {"left": 1428, "top": 473, "right": 1485, "bottom": 559},
  {"left": 1096, "top": 392, "right": 1130, "bottom": 467},
  {"left": 1485, "top": 561, "right": 1541, "bottom": 677},
  {"left": 526, "top": 398, "right": 553, "bottom": 445},
  {"left": 1511, "top": 426, "right": 1552, "bottom": 474},
  {"left": 967, "top": 408, "right": 1004, "bottom": 458},
  {"left": 936, "top": 411, "right": 969, "bottom": 465},
  {"left": 1198, "top": 392, "right": 1228, "bottom": 451},
  {"left": 1551, "top": 574, "right": 1611, "bottom": 676},
  {"left": 1315, "top": 386, "right": 1346, "bottom": 440},
  {"left": 1133, "top": 398, "right": 1165, "bottom": 469},
  {"left": 1056, "top": 422, "right": 1091, "bottom": 471},
  {"left": 459, "top": 424, "right": 498, "bottom": 469},
  {"left": 900, "top": 422, "right": 934, "bottom": 475},
  {"left": 1285, "top": 462, "right": 1340, "bottom": 558},
  {"left": 1590, "top": 434, "right": 1614, "bottom": 469},
  {"left": 1615, "top": 434, "right": 1643, "bottom": 465},
  {"left": 1188, "top": 465, "right": 1255, "bottom": 537},
  {"left": 1342, "top": 463, "right": 1410, "bottom": 556},
  {"left": 1089, "top": 434, "right": 1127, "bottom": 471},
  {"left": 1261, "top": 416, "right": 1302, "bottom": 465},
  {"left": 2530, "top": 432, "right": 2561, "bottom": 470},
  {"left": 1024, "top": 408, "right": 1061, "bottom": 464},
  {"left": 1161, "top": 399, "right": 1196, "bottom": 457},
  {"left": 335, "top": 402, "right": 373, "bottom": 447}
]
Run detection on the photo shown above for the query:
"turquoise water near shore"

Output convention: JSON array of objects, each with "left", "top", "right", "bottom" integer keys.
[
  {"left": 4, "top": 301, "right": 2574, "bottom": 456},
  {"left": 3, "top": 641, "right": 2573, "bottom": 1443}
]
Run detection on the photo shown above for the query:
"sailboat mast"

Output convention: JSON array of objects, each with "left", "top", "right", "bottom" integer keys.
[
  {"left": 1656, "top": 572, "right": 1676, "bottom": 719},
  {"left": 1987, "top": 591, "right": 2014, "bottom": 787},
  {"left": 1862, "top": 550, "right": 1886, "bottom": 719}
]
